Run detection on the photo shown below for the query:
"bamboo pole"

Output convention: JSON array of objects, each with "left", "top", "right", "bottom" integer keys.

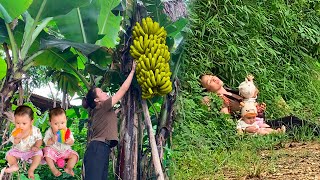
[{"left": 141, "top": 100, "right": 164, "bottom": 180}]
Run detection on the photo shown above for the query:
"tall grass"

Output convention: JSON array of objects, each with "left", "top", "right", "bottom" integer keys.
[{"left": 172, "top": 0, "right": 320, "bottom": 179}]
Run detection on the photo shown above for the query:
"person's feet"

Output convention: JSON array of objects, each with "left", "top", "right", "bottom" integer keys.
[
  {"left": 50, "top": 167, "right": 62, "bottom": 177},
  {"left": 64, "top": 167, "right": 74, "bottom": 176},
  {"left": 4, "top": 164, "right": 19, "bottom": 173},
  {"left": 277, "top": 125, "right": 286, "bottom": 134}
]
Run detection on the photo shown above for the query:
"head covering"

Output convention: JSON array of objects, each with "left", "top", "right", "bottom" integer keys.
[
  {"left": 241, "top": 102, "right": 257, "bottom": 117},
  {"left": 238, "top": 78, "right": 256, "bottom": 99}
]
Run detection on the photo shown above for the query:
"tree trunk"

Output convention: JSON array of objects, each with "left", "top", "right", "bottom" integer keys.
[
  {"left": 117, "top": 89, "right": 139, "bottom": 179},
  {"left": 62, "top": 90, "right": 67, "bottom": 109},
  {"left": 0, "top": 42, "right": 23, "bottom": 180},
  {"left": 163, "top": 0, "right": 188, "bottom": 22}
]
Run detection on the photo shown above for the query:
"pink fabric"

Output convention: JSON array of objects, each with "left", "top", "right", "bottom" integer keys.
[
  {"left": 6, "top": 148, "right": 43, "bottom": 164},
  {"left": 43, "top": 147, "right": 79, "bottom": 162},
  {"left": 256, "top": 117, "right": 264, "bottom": 126}
]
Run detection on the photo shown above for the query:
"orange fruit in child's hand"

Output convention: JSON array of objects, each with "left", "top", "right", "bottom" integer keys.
[{"left": 12, "top": 128, "right": 22, "bottom": 137}]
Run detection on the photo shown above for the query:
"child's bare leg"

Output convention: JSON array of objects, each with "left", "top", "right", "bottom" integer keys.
[
  {"left": 257, "top": 128, "right": 273, "bottom": 135},
  {"left": 64, "top": 154, "right": 77, "bottom": 176},
  {"left": 45, "top": 157, "right": 62, "bottom": 177},
  {"left": 28, "top": 155, "right": 41, "bottom": 180},
  {"left": 260, "top": 123, "right": 270, "bottom": 128},
  {"left": 265, "top": 128, "right": 275, "bottom": 133},
  {"left": 4, "top": 155, "right": 19, "bottom": 173}
]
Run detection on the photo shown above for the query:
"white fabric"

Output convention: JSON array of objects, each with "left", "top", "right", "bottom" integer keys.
[
  {"left": 9, "top": 126, "right": 42, "bottom": 152},
  {"left": 243, "top": 98, "right": 257, "bottom": 103},
  {"left": 237, "top": 120, "right": 259, "bottom": 130},
  {"left": 43, "top": 128, "right": 74, "bottom": 152}
]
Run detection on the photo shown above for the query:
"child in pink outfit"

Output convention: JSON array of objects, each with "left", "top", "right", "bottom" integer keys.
[
  {"left": 237, "top": 103, "right": 285, "bottom": 135},
  {"left": 238, "top": 74, "right": 269, "bottom": 128},
  {"left": 5, "top": 105, "right": 43, "bottom": 180},
  {"left": 43, "top": 108, "right": 78, "bottom": 177}
]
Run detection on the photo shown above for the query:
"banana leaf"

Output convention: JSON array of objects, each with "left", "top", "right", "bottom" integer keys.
[
  {"left": 96, "top": 0, "right": 122, "bottom": 48},
  {"left": 40, "top": 38, "right": 101, "bottom": 56},
  {"left": 0, "top": 19, "right": 7, "bottom": 43},
  {"left": 0, "top": 0, "right": 32, "bottom": 23},
  {"left": 0, "top": 56, "right": 6, "bottom": 80},
  {"left": 28, "top": 0, "right": 92, "bottom": 20},
  {"left": 143, "top": 0, "right": 168, "bottom": 26},
  {"left": 53, "top": 0, "right": 100, "bottom": 44},
  {"left": 51, "top": 70, "right": 82, "bottom": 96}
]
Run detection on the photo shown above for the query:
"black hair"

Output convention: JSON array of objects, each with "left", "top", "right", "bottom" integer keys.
[
  {"left": 83, "top": 87, "right": 97, "bottom": 109},
  {"left": 14, "top": 105, "right": 34, "bottom": 120},
  {"left": 49, "top": 107, "right": 66, "bottom": 121}
]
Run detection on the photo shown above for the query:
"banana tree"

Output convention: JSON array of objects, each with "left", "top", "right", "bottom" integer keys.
[
  {"left": 115, "top": 0, "right": 187, "bottom": 179},
  {"left": 0, "top": 0, "right": 96, "bottom": 142},
  {"left": 0, "top": 0, "right": 123, "bottom": 122}
]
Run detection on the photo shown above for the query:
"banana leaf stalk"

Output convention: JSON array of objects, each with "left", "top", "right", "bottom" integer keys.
[{"left": 141, "top": 99, "right": 165, "bottom": 180}]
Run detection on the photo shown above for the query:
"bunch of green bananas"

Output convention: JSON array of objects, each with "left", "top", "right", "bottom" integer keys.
[{"left": 130, "top": 17, "right": 172, "bottom": 99}]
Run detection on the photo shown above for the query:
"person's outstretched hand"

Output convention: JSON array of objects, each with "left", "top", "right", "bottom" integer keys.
[
  {"left": 246, "top": 74, "right": 254, "bottom": 81},
  {"left": 131, "top": 61, "right": 136, "bottom": 72}
]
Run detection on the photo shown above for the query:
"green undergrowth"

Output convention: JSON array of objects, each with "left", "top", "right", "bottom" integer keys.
[
  {"left": 172, "top": 0, "right": 320, "bottom": 179},
  {"left": 171, "top": 94, "right": 319, "bottom": 178}
]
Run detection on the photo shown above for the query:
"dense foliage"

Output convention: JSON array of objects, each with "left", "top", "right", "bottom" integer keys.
[{"left": 172, "top": 0, "right": 320, "bottom": 178}]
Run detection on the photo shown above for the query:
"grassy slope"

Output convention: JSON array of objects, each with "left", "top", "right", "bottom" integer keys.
[{"left": 172, "top": 0, "right": 320, "bottom": 179}]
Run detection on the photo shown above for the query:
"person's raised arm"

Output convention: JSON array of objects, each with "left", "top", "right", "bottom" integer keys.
[{"left": 112, "top": 62, "right": 136, "bottom": 106}]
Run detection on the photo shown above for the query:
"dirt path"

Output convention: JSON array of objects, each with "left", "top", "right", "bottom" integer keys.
[{"left": 247, "top": 142, "right": 320, "bottom": 180}]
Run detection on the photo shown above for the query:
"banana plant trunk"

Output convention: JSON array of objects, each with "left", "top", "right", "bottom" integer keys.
[
  {"left": 0, "top": 43, "right": 23, "bottom": 180},
  {"left": 0, "top": 43, "right": 22, "bottom": 146},
  {"left": 117, "top": 89, "right": 139, "bottom": 179}
]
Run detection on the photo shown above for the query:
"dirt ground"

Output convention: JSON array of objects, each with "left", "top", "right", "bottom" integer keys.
[{"left": 244, "top": 142, "right": 320, "bottom": 180}]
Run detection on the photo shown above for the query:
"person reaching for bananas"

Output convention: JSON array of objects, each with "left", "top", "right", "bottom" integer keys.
[{"left": 82, "top": 62, "right": 136, "bottom": 180}]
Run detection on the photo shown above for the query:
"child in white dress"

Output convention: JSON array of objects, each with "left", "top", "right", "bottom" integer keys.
[{"left": 5, "top": 105, "right": 43, "bottom": 180}]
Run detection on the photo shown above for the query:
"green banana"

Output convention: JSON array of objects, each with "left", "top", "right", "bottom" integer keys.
[
  {"left": 148, "top": 88, "right": 153, "bottom": 94},
  {"left": 146, "top": 78, "right": 153, "bottom": 87},
  {"left": 131, "top": 17, "right": 172, "bottom": 99},
  {"left": 160, "top": 85, "right": 172, "bottom": 94},
  {"left": 160, "top": 80, "right": 171, "bottom": 90},
  {"left": 151, "top": 58, "right": 156, "bottom": 70},
  {"left": 145, "top": 57, "right": 151, "bottom": 69}
]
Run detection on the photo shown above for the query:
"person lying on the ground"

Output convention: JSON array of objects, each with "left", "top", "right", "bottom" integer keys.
[
  {"left": 200, "top": 73, "right": 320, "bottom": 135},
  {"left": 237, "top": 102, "right": 286, "bottom": 135}
]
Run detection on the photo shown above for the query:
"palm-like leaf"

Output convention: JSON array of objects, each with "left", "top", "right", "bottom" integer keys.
[
  {"left": 143, "top": 0, "right": 168, "bottom": 26},
  {"left": 0, "top": 57, "right": 6, "bottom": 80},
  {"left": 96, "top": 0, "right": 122, "bottom": 47},
  {"left": 40, "top": 38, "right": 101, "bottom": 56},
  {"left": 0, "top": 0, "right": 32, "bottom": 23},
  {"left": 28, "top": 0, "right": 92, "bottom": 20},
  {"left": 0, "top": 19, "right": 7, "bottom": 43},
  {"left": 51, "top": 70, "right": 83, "bottom": 96},
  {"left": 53, "top": 0, "right": 100, "bottom": 44}
]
